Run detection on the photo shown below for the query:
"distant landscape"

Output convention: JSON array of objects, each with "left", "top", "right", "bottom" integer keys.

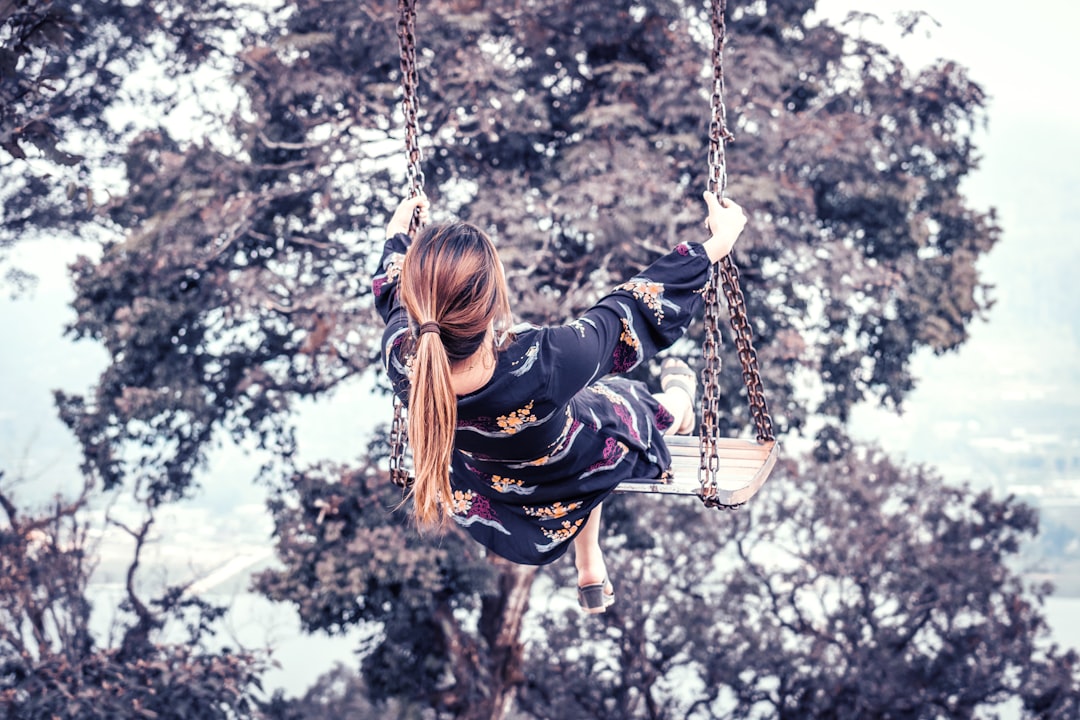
[{"left": 852, "top": 195, "right": 1080, "bottom": 598}]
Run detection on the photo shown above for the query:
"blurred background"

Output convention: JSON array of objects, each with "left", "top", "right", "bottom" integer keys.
[{"left": 1, "top": 0, "right": 1077, "bottom": 717}]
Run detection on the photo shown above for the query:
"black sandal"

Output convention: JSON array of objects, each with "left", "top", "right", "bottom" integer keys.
[{"left": 577, "top": 577, "right": 615, "bottom": 614}]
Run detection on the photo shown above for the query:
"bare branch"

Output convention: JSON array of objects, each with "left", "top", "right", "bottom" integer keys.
[
  {"left": 257, "top": 130, "right": 325, "bottom": 151},
  {"left": 110, "top": 513, "right": 163, "bottom": 658}
]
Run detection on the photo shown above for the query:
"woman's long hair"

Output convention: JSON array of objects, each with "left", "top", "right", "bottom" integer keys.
[{"left": 399, "top": 222, "right": 512, "bottom": 528}]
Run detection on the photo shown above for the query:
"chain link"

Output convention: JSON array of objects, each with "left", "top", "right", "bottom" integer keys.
[
  {"left": 388, "top": 0, "right": 773, "bottom": 501},
  {"left": 397, "top": 0, "right": 425, "bottom": 203},
  {"left": 720, "top": 258, "right": 775, "bottom": 443},
  {"left": 707, "top": 0, "right": 734, "bottom": 199},
  {"left": 698, "top": 0, "right": 730, "bottom": 506},
  {"left": 699, "top": 262, "right": 723, "bottom": 506},
  {"left": 389, "top": 393, "right": 413, "bottom": 489},
  {"left": 699, "top": 0, "right": 774, "bottom": 509},
  {"left": 389, "top": 0, "right": 426, "bottom": 489}
]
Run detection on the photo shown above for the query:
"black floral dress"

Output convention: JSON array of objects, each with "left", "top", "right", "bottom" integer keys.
[{"left": 374, "top": 232, "right": 712, "bottom": 565}]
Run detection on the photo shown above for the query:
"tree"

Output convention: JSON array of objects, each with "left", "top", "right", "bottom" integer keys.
[
  {"left": 260, "top": 663, "right": 391, "bottom": 720},
  {"left": 0, "top": 470, "right": 269, "bottom": 718},
  {"left": 29, "top": 0, "right": 1009, "bottom": 717},
  {"left": 517, "top": 444, "right": 1080, "bottom": 719},
  {"left": 251, "top": 442, "right": 536, "bottom": 719},
  {"left": 57, "top": 0, "right": 999, "bottom": 502},
  {"left": 0, "top": 0, "right": 261, "bottom": 289}
]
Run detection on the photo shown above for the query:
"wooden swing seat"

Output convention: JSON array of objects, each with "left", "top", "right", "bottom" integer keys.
[{"left": 615, "top": 436, "right": 778, "bottom": 506}]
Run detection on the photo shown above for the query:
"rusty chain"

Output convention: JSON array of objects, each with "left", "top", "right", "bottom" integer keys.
[
  {"left": 389, "top": 396, "right": 412, "bottom": 489},
  {"left": 398, "top": 0, "right": 426, "bottom": 209},
  {"left": 698, "top": 0, "right": 730, "bottom": 507},
  {"left": 720, "top": 258, "right": 775, "bottom": 444},
  {"left": 699, "top": 0, "right": 775, "bottom": 509},
  {"left": 388, "top": 0, "right": 426, "bottom": 490}
]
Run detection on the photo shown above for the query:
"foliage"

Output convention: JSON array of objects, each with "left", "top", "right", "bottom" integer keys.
[
  {"left": 518, "top": 446, "right": 1080, "bottom": 719},
  {"left": 54, "top": 0, "right": 999, "bottom": 506},
  {"left": 0, "top": 0, "right": 253, "bottom": 289},
  {"left": 0, "top": 471, "right": 269, "bottom": 719},
  {"left": 5, "top": 0, "right": 1037, "bottom": 718},
  {"left": 251, "top": 442, "right": 549, "bottom": 718},
  {"left": 260, "top": 663, "right": 384, "bottom": 720}
]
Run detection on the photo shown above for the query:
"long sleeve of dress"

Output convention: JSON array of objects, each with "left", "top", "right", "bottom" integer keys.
[
  {"left": 540, "top": 240, "right": 712, "bottom": 404},
  {"left": 371, "top": 230, "right": 716, "bottom": 566},
  {"left": 373, "top": 232, "right": 412, "bottom": 399}
]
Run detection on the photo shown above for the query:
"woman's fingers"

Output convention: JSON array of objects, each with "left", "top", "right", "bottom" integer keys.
[
  {"left": 387, "top": 193, "right": 430, "bottom": 236},
  {"left": 702, "top": 190, "right": 722, "bottom": 211},
  {"left": 702, "top": 191, "right": 743, "bottom": 231},
  {"left": 700, "top": 191, "right": 747, "bottom": 262}
]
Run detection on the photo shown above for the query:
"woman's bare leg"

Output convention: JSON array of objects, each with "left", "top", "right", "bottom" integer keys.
[
  {"left": 653, "top": 389, "right": 693, "bottom": 435},
  {"left": 573, "top": 503, "right": 608, "bottom": 587}
]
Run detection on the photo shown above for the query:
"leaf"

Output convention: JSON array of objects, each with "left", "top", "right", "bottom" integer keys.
[
  {"left": 0, "top": 0, "right": 16, "bottom": 26},
  {"left": 0, "top": 48, "right": 16, "bottom": 78}
]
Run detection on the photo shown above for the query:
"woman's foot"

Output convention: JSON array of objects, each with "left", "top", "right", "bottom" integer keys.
[
  {"left": 573, "top": 504, "right": 613, "bottom": 612},
  {"left": 660, "top": 358, "right": 698, "bottom": 434},
  {"left": 574, "top": 548, "right": 608, "bottom": 594},
  {"left": 575, "top": 552, "right": 615, "bottom": 614},
  {"left": 577, "top": 577, "right": 616, "bottom": 614}
]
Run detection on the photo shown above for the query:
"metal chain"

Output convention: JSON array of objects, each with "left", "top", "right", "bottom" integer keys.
[
  {"left": 699, "top": 0, "right": 775, "bottom": 508},
  {"left": 397, "top": 0, "right": 426, "bottom": 211},
  {"left": 386, "top": 0, "right": 774, "bottom": 499},
  {"left": 389, "top": 395, "right": 412, "bottom": 489},
  {"left": 698, "top": 0, "right": 731, "bottom": 507},
  {"left": 699, "top": 262, "right": 725, "bottom": 507},
  {"left": 706, "top": 0, "right": 734, "bottom": 199},
  {"left": 388, "top": 0, "right": 426, "bottom": 490},
  {"left": 720, "top": 258, "right": 775, "bottom": 443}
]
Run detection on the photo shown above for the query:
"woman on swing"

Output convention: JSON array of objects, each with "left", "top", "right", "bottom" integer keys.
[{"left": 375, "top": 190, "right": 747, "bottom": 613}]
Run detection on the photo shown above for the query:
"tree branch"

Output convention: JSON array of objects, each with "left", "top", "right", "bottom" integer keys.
[{"left": 110, "top": 513, "right": 162, "bottom": 659}]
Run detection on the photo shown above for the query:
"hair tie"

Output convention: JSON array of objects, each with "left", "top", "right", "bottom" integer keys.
[{"left": 418, "top": 321, "right": 441, "bottom": 337}]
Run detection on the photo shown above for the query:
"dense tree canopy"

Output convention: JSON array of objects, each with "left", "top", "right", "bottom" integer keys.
[
  {"left": 51, "top": 0, "right": 1000, "bottom": 505},
  {"left": 257, "top": 445, "right": 1080, "bottom": 719},
  {"left": 0, "top": 0, "right": 253, "bottom": 289},
  {"left": 6, "top": 0, "right": 1071, "bottom": 718}
]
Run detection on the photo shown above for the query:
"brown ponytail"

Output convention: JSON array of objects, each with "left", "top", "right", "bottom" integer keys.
[{"left": 399, "top": 223, "right": 512, "bottom": 528}]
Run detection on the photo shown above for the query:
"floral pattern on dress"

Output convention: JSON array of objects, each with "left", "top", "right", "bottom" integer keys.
[
  {"left": 537, "top": 518, "right": 585, "bottom": 546},
  {"left": 373, "top": 251, "right": 405, "bottom": 298},
  {"left": 613, "top": 403, "right": 640, "bottom": 442},
  {"left": 589, "top": 383, "right": 641, "bottom": 441},
  {"left": 612, "top": 317, "right": 642, "bottom": 373},
  {"left": 565, "top": 317, "right": 597, "bottom": 338},
  {"left": 654, "top": 404, "right": 675, "bottom": 433},
  {"left": 385, "top": 326, "right": 410, "bottom": 377},
  {"left": 581, "top": 437, "right": 629, "bottom": 477},
  {"left": 617, "top": 277, "right": 666, "bottom": 322},
  {"left": 458, "top": 415, "right": 501, "bottom": 433},
  {"left": 458, "top": 404, "right": 559, "bottom": 439},
  {"left": 504, "top": 413, "right": 584, "bottom": 469},
  {"left": 490, "top": 475, "right": 535, "bottom": 496},
  {"left": 450, "top": 489, "right": 511, "bottom": 535},
  {"left": 524, "top": 501, "right": 583, "bottom": 520},
  {"left": 510, "top": 342, "right": 541, "bottom": 377},
  {"left": 497, "top": 401, "right": 537, "bottom": 435}
]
